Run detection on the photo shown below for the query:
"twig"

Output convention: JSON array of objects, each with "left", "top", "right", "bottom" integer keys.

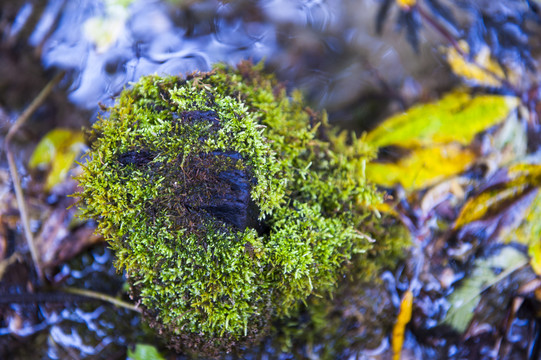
[
  {"left": 416, "top": 5, "right": 464, "bottom": 57},
  {"left": 0, "top": 252, "right": 23, "bottom": 281},
  {"left": 61, "top": 286, "right": 142, "bottom": 313},
  {"left": 416, "top": 4, "right": 520, "bottom": 95},
  {"left": 4, "top": 71, "right": 65, "bottom": 282}
]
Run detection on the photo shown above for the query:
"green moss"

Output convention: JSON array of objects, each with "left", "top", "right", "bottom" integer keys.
[{"left": 77, "top": 61, "right": 402, "bottom": 355}]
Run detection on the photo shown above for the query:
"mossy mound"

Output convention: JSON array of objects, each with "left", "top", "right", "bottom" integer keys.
[{"left": 77, "top": 61, "right": 392, "bottom": 356}]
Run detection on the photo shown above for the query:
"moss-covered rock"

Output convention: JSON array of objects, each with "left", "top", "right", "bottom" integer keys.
[{"left": 77, "top": 61, "right": 398, "bottom": 356}]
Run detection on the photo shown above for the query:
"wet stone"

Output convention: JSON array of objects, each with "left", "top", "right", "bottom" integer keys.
[
  {"left": 184, "top": 151, "right": 261, "bottom": 232},
  {"left": 117, "top": 150, "right": 155, "bottom": 167},
  {"left": 178, "top": 110, "right": 220, "bottom": 127}
]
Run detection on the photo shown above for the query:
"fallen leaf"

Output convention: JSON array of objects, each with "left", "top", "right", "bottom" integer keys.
[
  {"left": 365, "top": 91, "right": 519, "bottom": 149},
  {"left": 506, "top": 189, "right": 541, "bottom": 243},
  {"left": 36, "top": 205, "right": 103, "bottom": 269},
  {"left": 455, "top": 164, "right": 541, "bottom": 229},
  {"left": 127, "top": 343, "right": 166, "bottom": 360},
  {"left": 502, "top": 189, "right": 541, "bottom": 275},
  {"left": 369, "top": 201, "right": 400, "bottom": 218},
  {"left": 490, "top": 110, "right": 527, "bottom": 162},
  {"left": 420, "top": 177, "right": 469, "bottom": 214},
  {"left": 397, "top": 0, "right": 416, "bottom": 9},
  {"left": 28, "top": 128, "right": 85, "bottom": 191},
  {"left": 455, "top": 188, "right": 538, "bottom": 247},
  {"left": 529, "top": 242, "right": 541, "bottom": 276},
  {"left": 366, "top": 144, "right": 475, "bottom": 190},
  {"left": 392, "top": 289, "right": 413, "bottom": 360},
  {"left": 442, "top": 246, "right": 528, "bottom": 333},
  {"left": 28, "top": 177, "right": 102, "bottom": 267},
  {"left": 445, "top": 40, "right": 516, "bottom": 88}
]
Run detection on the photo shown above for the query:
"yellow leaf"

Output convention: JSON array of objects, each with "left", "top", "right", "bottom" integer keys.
[
  {"left": 127, "top": 343, "right": 166, "bottom": 360},
  {"left": 392, "top": 289, "right": 413, "bottom": 360},
  {"left": 454, "top": 184, "right": 531, "bottom": 229},
  {"left": 455, "top": 163, "right": 541, "bottom": 279},
  {"left": 365, "top": 91, "right": 519, "bottom": 149},
  {"left": 396, "top": 0, "right": 416, "bottom": 9},
  {"left": 530, "top": 241, "right": 541, "bottom": 276},
  {"left": 446, "top": 40, "right": 515, "bottom": 87},
  {"left": 454, "top": 164, "right": 541, "bottom": 229},
  {"left": 366, "top": 144, "right": 476, "bottom": 190},
  {"left": 507, "top": 163, "right": 541, "bottom": 184},
  {"left": 29, "top": 128, "right": 85, "bottom": 190},
  {"left": 501, "top": 187, "right": 541, "bottom": 275},
  {"left": 369, "top": 201, "right": 399, "bottom": 217},
  {"left": 512, "top": 191, "right": 541, "bottom": 247}
]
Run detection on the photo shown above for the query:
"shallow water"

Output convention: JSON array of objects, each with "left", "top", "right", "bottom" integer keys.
[{"left": 6, "top": 0, "right": 449, "bottom": 123}]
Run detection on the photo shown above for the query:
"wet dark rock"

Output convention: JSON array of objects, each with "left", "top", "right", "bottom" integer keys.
[
  {"left": 117, "top": 150, "right": 155, "bottom": 167},
  {"left": 196, "top": 150, "right": 261, "bottom": 232},
  {"left": 178, "top": 110, "right": 220, "bottom": 126}
]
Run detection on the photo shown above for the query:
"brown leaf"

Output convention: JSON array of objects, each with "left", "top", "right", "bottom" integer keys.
[{"left": 35, "top": 200, "right": 102, "bottom": 269}]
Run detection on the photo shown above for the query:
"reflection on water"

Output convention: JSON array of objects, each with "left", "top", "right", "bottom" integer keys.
[
  {"left": 6, "top": 0, "right": 446, "bottom": 125},
  {"left": 3, "top": 246, "right": 153, "bottom": 360},
  {"left": 38, "top": 0, "right": 287, "bottom": 108}
]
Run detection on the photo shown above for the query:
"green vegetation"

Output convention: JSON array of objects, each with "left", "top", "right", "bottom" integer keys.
[{"left": 77, "top": 61, "right": 403, "bottom": 355}]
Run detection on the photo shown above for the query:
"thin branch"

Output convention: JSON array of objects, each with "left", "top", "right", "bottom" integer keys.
[
  {"left": 0, "top": 252, "right": 23, "bottom": 281},
  {"left": 4, "top": 71, "right": 65, "bottom": 282},
  {"left": 417, "top": 4, "right": 520, "bottom": 95},
  {"left": 416, "top": 4, "right": 464, "bottom": 57},
  {"left": 5, "top": 72, "right": 65, "bottom": 143},
  {"left": 61, "top": 286, "right": 142, "bottom": 313}
]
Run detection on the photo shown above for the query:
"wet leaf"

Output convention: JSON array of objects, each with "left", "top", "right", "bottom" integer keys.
[
  {"left": 127, "top": 343, "right": 165, "bottom": 360},
  {"left": 506, "top": 163, "right": 541, "bottom": 185},
  {"left": 396, "top": 0, "right": 416, "bottom": 9},
  {"left": 505, "top": 189, "right": 541, "bottom": 244},
  {"left": 392, "top": 289, "right": 413, "bottom": 360},
  {"left": 455, "top": 189, "right": 538, "bottom": 247},
  {"left": 455, "top": 164, "right": 541, "bottom": 229},
  {"left": 36, "top": 204, "right": 103, "bottom": 268},
  {"left": 420, "top": 177, "right": 468, "bottom": 214},
  {"left": 501, "top": 188, "right": 541, "bottom": 275},
  {"left": 370, "top": 201, "right": 400, "bottom": 217},
  {"left": 530, "top": 242, "right": 541, "bottom": 276},
  {"left": 28, "top": 128, "right": 85, "bottom": 191},
  {"left": 445, "top": 41, "right": 514, "bottom": 87},
  {"left": 366, "top": 144, "right": 475, "bottom": 190},
  {"left": 442, "top": 246, "right": 528, "bottom": 333},
  {"left": 365, "top": 91, "right": 519, "bottom": 149},
  {"left": 491, "top": 110, "right": 527, "bottom": 162}
]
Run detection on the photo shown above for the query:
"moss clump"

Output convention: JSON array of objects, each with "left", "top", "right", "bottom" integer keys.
[{"left": 77, "top": 61, "right": 393, "bottom": 355}]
